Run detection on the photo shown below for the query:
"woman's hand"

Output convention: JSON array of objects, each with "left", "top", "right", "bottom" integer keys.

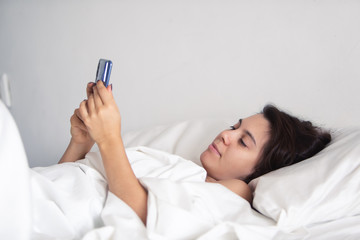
[
  {"left": 69, "top": 82, "right": 96, "bottom": 145},
  {"left": 78, "top": 81, "right": 121, "bottom": 147},
  {"left": 70, "top": 109, "right": 94, "bottom": 145},
  {"left": 58, "top": 83, "right": 97, "bottom": 163}
]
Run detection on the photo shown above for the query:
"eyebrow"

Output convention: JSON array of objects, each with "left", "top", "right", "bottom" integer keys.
[{"left": 239, "top": 119, "right": 257, "bottom": 146}]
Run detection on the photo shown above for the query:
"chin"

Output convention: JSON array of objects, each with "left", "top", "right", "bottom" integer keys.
[
  {"left": 199, "top": 151, "right": 206, "bottom": 166},
  {"left": 199, "top": 151, "right": 215, "bottom": 173}
]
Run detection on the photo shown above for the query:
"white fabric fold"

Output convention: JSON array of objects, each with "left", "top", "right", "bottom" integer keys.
[{"left": 0, "top": 101, "right": 31, "bottom": 240}]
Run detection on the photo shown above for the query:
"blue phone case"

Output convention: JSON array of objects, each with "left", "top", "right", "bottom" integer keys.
[{"left": 95, "top": 59, "right": 112, "bottom": 87}]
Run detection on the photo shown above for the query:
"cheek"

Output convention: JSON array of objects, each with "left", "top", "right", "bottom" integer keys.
[{"left": 224, "top": 151, "right": 259, "bottom": 178}]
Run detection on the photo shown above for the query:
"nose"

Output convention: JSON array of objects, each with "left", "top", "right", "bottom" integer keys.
[{"left": 220, "top": 130, "right": 234, "bottom": 146}]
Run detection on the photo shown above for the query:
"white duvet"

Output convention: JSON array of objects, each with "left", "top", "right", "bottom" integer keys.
[
  {"left": 2, "top": 100, "right": 360, "bottom": 240},
  {"left": 29, "top": 147, "right": 278, "bottom": 240}
]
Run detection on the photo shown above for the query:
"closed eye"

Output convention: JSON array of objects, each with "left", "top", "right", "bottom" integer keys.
[{"left": 240, "top": 138, "right": 247, "bottom": 147}]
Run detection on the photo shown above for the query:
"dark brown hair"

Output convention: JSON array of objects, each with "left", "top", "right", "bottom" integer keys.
[{"left": 244, "top": 104, "right": 332, "bottom": 183}]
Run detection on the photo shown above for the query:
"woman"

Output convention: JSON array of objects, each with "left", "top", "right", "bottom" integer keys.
[{"left": 59, "top": 81, "right": 331, "bottom": 225}]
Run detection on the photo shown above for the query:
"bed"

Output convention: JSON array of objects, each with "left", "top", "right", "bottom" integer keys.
[{"left": 1, "top": 100, "right": 360, "bottom": 240}]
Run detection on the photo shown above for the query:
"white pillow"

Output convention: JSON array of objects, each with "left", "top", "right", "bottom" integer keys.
[
  {"left": 250, "top": 128, "right": 360, "bottom": 229},
  {"left": 123, "top": 119, "right": 233, "bottom": 166},
  {"left": 123, "top": 120, "right": 360, "bottom": 229}
]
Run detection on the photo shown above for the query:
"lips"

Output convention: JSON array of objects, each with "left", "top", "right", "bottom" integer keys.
[{"left": 209, "top": 143, "right": 221, "bottom": 156}]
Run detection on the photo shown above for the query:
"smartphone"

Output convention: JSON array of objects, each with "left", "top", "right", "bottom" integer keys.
[{"left": 95, "top": 59, "right": 112, "bottom": 87}]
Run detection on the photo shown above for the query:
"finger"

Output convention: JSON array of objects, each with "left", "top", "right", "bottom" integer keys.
[
  {"left": 93, "top": 84, "right": 104, "bottom": 108},
  {"left": 107, "top": 84, "right": 113, "bottom": 93},
  {"left": 71, "top": 111, "right": 87, "bottom": 131},
  {"left": 78, "top": 100, "right": 89, "bottom": 122},
  {"left": 74, "top": 109, "right": 89, "bottom": 131},
  {"left": 86, "top": 82, "right": 95, "bottom": 98},
  {"left": 87, "top": 92, "right": 96, "bottom": 115},
  {"left": 96, "top": 80, "right": 113, "bottom": 104},
  {"left": 74, "top": 108, "right": 83, "bottom": 121}
]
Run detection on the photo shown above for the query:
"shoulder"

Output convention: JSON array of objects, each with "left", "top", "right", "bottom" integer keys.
[{"left": 218, "top": 179, "right": 253, "bottom": 203}]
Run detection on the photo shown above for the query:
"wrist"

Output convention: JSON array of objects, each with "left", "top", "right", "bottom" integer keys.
[
  {"left": 69, "top": 138, "right": 94, "bottom": 154},
  {"left": 58, "top": 138, "right": 94, "bottom": 164},
  {"left": 97, "top": 136, "right": 123, "bottom": 152}
]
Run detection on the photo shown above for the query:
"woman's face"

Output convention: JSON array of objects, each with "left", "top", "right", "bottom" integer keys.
[{"left": 200, "top": 114, "right": 270, "bottom": 181}]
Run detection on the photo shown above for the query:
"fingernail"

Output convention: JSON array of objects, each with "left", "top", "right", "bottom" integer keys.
[{"left": 110, "top": 84, "right": 113, "bottom": 90}]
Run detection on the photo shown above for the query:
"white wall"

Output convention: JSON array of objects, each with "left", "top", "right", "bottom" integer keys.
[{"left": 1, "top": 0, "right": 359, "bottom": 167}]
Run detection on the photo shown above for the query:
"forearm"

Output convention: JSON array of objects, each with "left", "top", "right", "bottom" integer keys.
[
  {"left": 75, "top": 81, "right": 147, "bottom": 222},
  {"left": 98, "top": 137, "right": 148, "bottom": 225},
  {"left": 58, "top": 138, "right": 94, "bottom": 164}
]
